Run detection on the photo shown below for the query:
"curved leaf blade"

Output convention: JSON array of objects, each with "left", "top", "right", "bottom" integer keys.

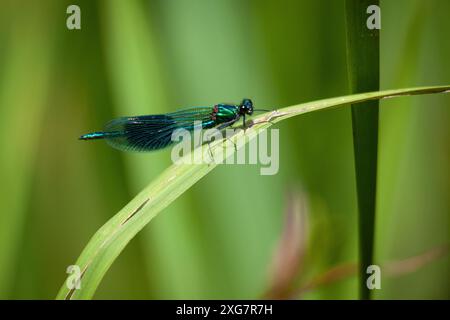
[{"left": 56, "top": 85, "right": 450, "bottom": 299}]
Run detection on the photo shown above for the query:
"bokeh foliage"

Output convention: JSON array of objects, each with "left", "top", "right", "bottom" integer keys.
[{"left": 0, "top": 0, "right": 448, "bottom": 299}]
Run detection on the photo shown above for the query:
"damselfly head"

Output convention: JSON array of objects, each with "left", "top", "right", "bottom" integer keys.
[{"left": 239, "top": 98, "right": 254, "bottom": 115}]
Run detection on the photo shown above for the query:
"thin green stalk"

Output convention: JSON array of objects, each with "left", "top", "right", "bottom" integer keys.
[{"left": 345, "top": 0, "right": 380, "bottom": 299}]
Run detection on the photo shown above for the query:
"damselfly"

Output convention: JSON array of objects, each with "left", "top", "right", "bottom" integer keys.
[{"left": 79, "top": 98, "right": 268, "bottom": 152}]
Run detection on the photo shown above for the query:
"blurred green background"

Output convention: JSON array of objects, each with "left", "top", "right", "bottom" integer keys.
[{"left": 0, "top": 0, "right": 448, "bottom": 299}]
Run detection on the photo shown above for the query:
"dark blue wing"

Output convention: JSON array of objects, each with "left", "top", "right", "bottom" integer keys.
[{"left": 102, "top": 107, "right": 216, "bottom": 152}]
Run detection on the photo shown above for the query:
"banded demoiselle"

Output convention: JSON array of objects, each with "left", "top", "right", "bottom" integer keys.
[{"left": 80, "top": 98, "right": 267, "bottom": 152}]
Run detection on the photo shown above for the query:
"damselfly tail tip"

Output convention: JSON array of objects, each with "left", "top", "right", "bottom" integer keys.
[{"left": 79, "top": 132, "right": 106, "bottom": 141}]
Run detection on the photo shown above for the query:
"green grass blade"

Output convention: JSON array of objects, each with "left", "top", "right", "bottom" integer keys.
[
  {"left": 345, "top": 0, "right": 380, "bottom": 299},
  {"left": 56, "top": 85, "right": 450, "bottom": 300}
]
